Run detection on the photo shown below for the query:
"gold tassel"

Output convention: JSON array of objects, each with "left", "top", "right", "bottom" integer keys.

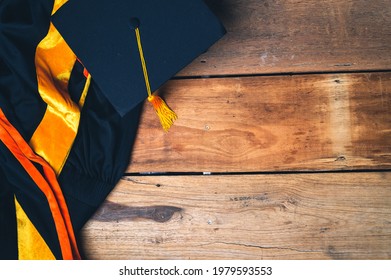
[
  {"left": 148, "top": 95, "right": 177, "bottom": 132},
  {"left": 134, "top": 26, "right": 177, "bottom": 131}
]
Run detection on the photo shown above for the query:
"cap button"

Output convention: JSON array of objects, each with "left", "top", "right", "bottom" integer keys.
[{"left": 129, "top": 17, "right": 140, "bottom": 29}]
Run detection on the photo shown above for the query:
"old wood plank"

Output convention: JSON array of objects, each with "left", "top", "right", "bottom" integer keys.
[
  {"left": 127, "top": 72, "right": 391, "bottom": 173},
  {"left": 179, "top": 0, "right": 391, "bottom": 76},
  {"left": 80, "top": 172, "right": 391, "bottom": 260}
]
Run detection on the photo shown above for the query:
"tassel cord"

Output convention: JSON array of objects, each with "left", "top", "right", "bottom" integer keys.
[{"left": 134, "top": 27, "right": 177, "bottom": 131}]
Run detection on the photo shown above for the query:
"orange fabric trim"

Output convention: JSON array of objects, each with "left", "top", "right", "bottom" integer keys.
[{"left": 0, "top": 109, "right": 80, "bottom": 260}]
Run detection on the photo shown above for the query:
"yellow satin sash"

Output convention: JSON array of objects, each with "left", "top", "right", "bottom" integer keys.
[
  {"left": 30, "top": 0, "right": 86, "bottom": 175},
  {"left": 15, "top": 197, "right": 56, "bottom": 260}
]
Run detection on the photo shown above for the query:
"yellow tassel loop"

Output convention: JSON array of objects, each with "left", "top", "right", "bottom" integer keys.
[
  {"left": 148, "top": 95, "right": 177, "bottom": 132},
  {"left": 134, "top": 26, "right": 177, "bottom": 132}
]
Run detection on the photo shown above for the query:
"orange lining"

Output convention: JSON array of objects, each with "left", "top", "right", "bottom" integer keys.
[{"left": 0, "top": 109, "right": 80, "bottom": 260}]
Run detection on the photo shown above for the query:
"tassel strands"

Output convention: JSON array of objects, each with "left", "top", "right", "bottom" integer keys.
[
  {"left": 134, "top": 26, "right": 177, "bottom": 132},
  {"left": 148, "top": 94, "right": 177, "bottom": 132}
]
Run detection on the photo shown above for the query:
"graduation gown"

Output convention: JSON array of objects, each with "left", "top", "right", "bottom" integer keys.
[{"left": 1, "top": 0, "right": 142, "bottom": 259}]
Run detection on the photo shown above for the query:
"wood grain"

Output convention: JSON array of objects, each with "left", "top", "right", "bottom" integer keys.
[
  {"left": 179, "top": 0, "right": 391, "bottom": 76},
  {"left": 128, "top": 72, "right": 391, "bottom": 173},
  {"left": 78, "top": 1, "right": 391, "bottom": 261},
  {"left": 80, "top": 172, "right": 391, "bottom": 260}
]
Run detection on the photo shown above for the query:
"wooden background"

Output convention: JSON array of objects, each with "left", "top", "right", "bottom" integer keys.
[{"left": 80, "top": 0, "right": 391, "bottom": 259}]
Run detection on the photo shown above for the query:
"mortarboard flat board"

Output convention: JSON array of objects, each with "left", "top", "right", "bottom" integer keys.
[{"left": 52, "top": 0, "right": 226, "bottom": 116}]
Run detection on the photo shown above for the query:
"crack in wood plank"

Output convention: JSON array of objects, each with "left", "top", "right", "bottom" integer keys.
[{"left": 206, "top": 242, "right": 325, "bottom": 254}]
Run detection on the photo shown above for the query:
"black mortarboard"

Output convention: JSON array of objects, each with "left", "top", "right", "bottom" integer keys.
[{"left": 52, "top": 0, "right": 225, "bottom": 117}]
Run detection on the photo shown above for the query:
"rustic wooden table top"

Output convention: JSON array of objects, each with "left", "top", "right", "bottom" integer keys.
[{"left": 80, "top": 0, "right": 391, "bottom": 259}]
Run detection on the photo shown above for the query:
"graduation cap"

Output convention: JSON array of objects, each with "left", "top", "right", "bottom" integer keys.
[{"left": 52, "top": 0, "right": 226, "bottom": 130}]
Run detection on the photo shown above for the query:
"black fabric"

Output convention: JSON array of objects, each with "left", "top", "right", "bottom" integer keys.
[
  {"left": 52, "top": 0, "right": 226, "bottom": 116},
  {"left": 68, "top": 60, "right": 87, "bottom": 104},
  {"left": 0, "top": 0, "right": 51, "bottom": 140},
  {"left": 0, "top": 169, "right": 17, "bottom": 260}
]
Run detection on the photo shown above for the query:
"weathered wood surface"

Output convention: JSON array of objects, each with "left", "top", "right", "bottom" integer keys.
[
  {"left": 180, "top": 0, "right": 391, "bottom": 76},
  {"left": 128, "top": 72, "right": 391, "bottom": 173},
  {"left": 80, "top": 0, "right": 391, "bottom": 260},
  {"left": 81, "top": 173, "right": 391, "bottom": 260}
]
